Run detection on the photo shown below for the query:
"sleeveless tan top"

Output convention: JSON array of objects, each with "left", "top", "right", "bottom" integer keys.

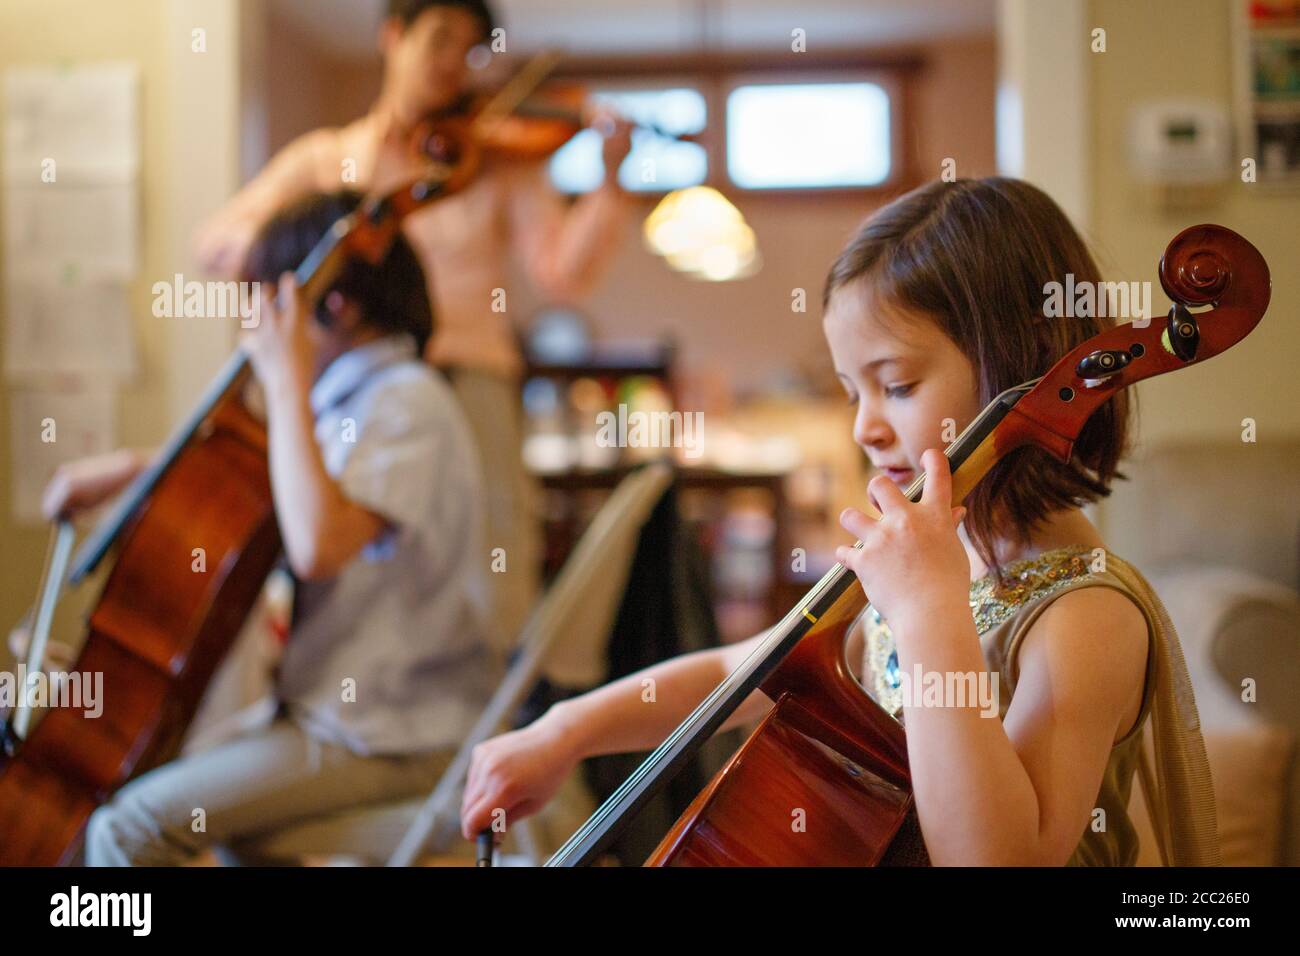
[{"left": 858, "top": 544, "right": 1220, "bottom": 866}]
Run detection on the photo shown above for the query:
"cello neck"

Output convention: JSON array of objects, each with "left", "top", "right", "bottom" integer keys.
[
  {"left": 69, "top": 185, "right": 373, "bottom": 585},
  {"left": 67, "top": 164, "right": 472, "bottom": 585}
]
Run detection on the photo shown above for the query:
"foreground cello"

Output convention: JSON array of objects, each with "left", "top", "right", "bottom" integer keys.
[{"left": 543, "top": 224, "right": 1270, "bottom": 866}]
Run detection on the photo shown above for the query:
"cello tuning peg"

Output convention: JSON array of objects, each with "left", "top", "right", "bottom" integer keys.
[
  {"left": 1074, "top": 348, "right": 1131, "bottom": 384},
  {"left": 1163, "top": 303, "right": 1200, "bottom": 362}
]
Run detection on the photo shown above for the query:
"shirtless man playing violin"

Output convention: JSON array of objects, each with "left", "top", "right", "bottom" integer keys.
[{"left": 197, "top": 0, "right": 635, "bottom": 654}]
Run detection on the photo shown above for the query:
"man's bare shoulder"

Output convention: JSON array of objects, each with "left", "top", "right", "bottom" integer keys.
[{"left": 280, "top": 116, "right": 377, "bottom": 177}]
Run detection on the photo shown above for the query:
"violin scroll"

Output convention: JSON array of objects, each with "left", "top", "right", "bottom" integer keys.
[{"left": 411, "top": 114, "right": 477, "bottom": 168}]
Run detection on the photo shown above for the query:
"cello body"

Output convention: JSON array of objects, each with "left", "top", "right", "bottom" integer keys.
[
  {"left": 646, "top": 588, "right": 919, "bottom": 866},
  {"left": 0, "top": 388, "right": 278, "bottom": 866}
]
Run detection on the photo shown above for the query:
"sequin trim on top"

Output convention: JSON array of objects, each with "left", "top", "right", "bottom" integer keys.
[{"left": 864, "top": 544, "right": 1100, "bottom": 719}]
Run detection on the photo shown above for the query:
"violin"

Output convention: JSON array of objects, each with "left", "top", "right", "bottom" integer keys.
[
  {"left": 540, "top": 224, "right": 1271, "bottom": 866},
  {"left": 0, "top": 161, "right": 478, "bottom": 866},
  {"left": 409, "top": 50, "right": 700, "bottom": 172}
]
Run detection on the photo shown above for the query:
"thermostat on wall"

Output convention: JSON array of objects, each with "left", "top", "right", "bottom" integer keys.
[{"left": 1128, "top": 99, "right": 1232, "bottom": 185}]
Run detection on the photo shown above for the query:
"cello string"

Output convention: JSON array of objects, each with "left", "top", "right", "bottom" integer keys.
[{"left": 70, "top": 157, "right": 479, "bottom": 585}]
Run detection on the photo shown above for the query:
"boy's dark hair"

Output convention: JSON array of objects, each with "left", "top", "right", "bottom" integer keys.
[
  {"left": 387, "top": 0, "right": 494, "bottom": 39},
  {"left": 243, "top": 190, "right": 434, "bottom": 356},
  {"left": 823, "top": 177, "right": 1131, "bottom": 582}
]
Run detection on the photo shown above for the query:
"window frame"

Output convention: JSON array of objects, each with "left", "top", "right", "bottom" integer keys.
[
  {"left": 721, "top": 70, "right": 904, "bottom": 193},
  {"left": 547, "top": 77, "right": 713, "bottom": 196},
  {"left": 542, "top": 49, "right": 922, "bottom": 201}
]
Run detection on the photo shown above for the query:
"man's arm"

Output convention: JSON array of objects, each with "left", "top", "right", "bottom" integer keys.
[
  {"left": 243, "top": 275, "right": 388, "bottom": 580},
  {"left": 264, "top": 375, "right": 388, "bottom": 581},
  {"left": 194, "top": 129, "right": 335, "bottom": 277},
  {"left": 506, "top": 117, "right": 633, "bottom": 301}
]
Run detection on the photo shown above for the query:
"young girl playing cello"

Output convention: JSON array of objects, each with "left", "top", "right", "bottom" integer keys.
[{"left": 459, "top": 177, "right": 1220, "bottom": 866}]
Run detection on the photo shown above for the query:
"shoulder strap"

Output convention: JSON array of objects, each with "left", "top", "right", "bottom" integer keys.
[
  {"left": 999, "top": 554, "right": 1221, "bottom": 866},
  {"left": 1100, "top": 556, "right": 1221, "bottom": 866}
]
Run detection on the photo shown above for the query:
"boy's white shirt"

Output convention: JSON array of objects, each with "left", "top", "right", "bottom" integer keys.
[{"left": 185, "top": 334, "right": 492, "bottom": 758}]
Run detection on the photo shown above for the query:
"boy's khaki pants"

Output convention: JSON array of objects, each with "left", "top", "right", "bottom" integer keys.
[
  {"left": 85, "top": 718, "right": 455, "bottom": 866},
  {"left": 443, "top": 366, "right": 542, "bottom": 657}
]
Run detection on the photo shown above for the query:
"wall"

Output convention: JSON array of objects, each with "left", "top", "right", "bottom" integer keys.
[
  {"left": 997, "top": 0, "right": 1089, "bottom": 226},
  {"left": 0, "top": 0, "right": 244, "bottom": 658},
  {"left": 1083, "top": 0, "right": 1300, "bottom": 564},
  {"left": 263, "top": 4, "right": 380, "bottom": 164},
  {"left": 1087, "top": 0, "right": 1299, "bottom": 448},
  {"left": 572, "top": 38, "right": 1000, "bottom": 407}
]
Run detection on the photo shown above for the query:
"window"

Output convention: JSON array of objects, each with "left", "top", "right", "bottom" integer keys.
[
  {"left": 726, "top": 82, "right": 891, "bottom": 189},
  {"left": 549, "top": 87, "right": 708, "bottom": 194},
  {"left": 544, "top": 57, "right": 910, "bottom": 197}
]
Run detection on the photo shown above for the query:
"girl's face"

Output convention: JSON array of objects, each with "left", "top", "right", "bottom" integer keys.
[{"left": 823, "top": 278, "right": 983, "bottom": 489}]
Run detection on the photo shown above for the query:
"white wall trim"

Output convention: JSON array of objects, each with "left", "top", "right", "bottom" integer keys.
[
  {"left": 996, "top": 0, "right": 1090, "bottom": 230},
  {"left": 165, "top": 0, "right": 244, "bottom": 419}
]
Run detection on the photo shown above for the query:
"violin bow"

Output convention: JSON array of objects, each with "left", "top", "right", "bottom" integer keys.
[
  {"left": 470, "top": 49, "right": 565, "bottom": 139},
  {"left": 545, "top": 223, "right": 1271, "bottom": 866}
]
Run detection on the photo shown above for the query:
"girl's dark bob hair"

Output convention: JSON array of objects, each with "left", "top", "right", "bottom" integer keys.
[{"left": 823, "top": 176, "right": 1131, "bottom": 581}]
